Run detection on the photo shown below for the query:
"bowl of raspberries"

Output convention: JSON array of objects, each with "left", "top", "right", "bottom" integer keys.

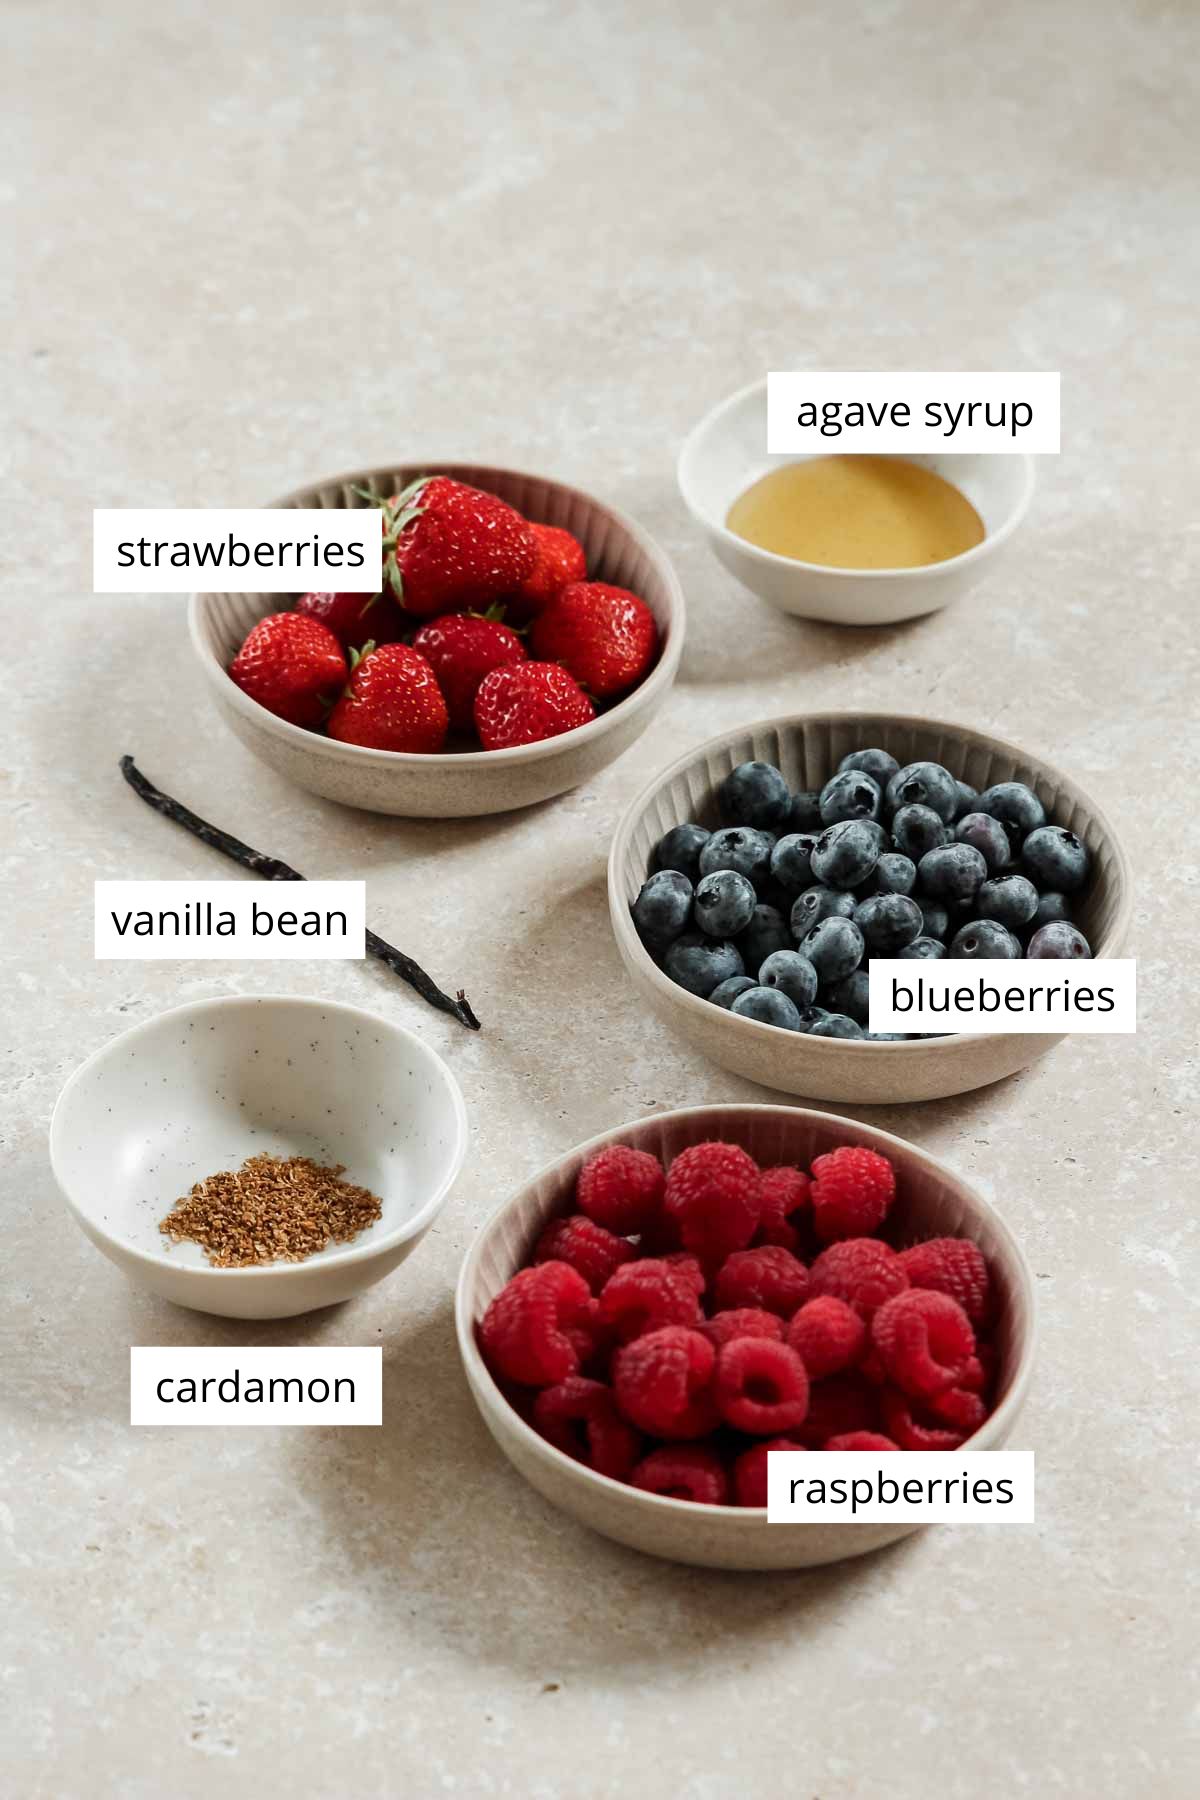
[
  {"left": 190, "top": 463, "right": 684, "bottom": 816},
  {"left": 456, "top": 1104, "right": 1035, "bottom": 1569},
  {"left": 609, "top": 711, "right": 1131, "bottom": 1103}
]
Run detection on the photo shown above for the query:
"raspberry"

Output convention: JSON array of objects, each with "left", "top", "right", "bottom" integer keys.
[
  {"left": 809, "top": 1238, "right": 909, "bottom": 1318},
  {"left": 925, "top": 1385, "right": 988, "bottom": 1433},
  {"left": 661, "top": 1252, "right": 707, "bottom": 1296},
  {"left": 810, "top": 1145, "right": 896, "bottom": 1243},
  {"left": 533, "top": 1378, "right": 641, "bottom": 1480},
  {"left": 699, "top": 1308, "right": 784, "bottom": 1351},
  {"left": 597, "top": 1258, "right": 703, "bottom": 1344},
  {"left": 631, "top": 1445, "right": 729, "bottom": 1505},
  {"left": 662, "top": 1142, "right": 762, "bottom": 1264},
  {"left": 533, "top": 1214, "right": 635, "bottom": 1294},
  {"left": 712, "top": 1246, "right": 809, "bottom": 1317},
  {"left": 824, "top": 1432, "right": 900, "bottom": 1452},
  {"left": 713, "top": 1337, "right": 809, "bottom": 1434},
  {"left": 576, "top": 1144, "right": 665, "bottom": 1235},
  {"left": 797, "top": 1374, "right": 880, "bottom": 1447},
  {"left": 732, "top": 1437, "right": 804, "bottom": 1507},
  {"left": 612, "top": 1326, "right": 718, "bottom": 1439},
  {"left": 786, "top": 1296, "right": 867, "bottom": 1378},
  {"left": 881, "top": 1387, "right": 969, "bottom": 1451},
  {"left": 755, "top": 1166, "right": 812, "bottom": 1251},
  {"left": 872, "top": 1289, "right": 976, "bottom": 1398},
  {"left": 478, "top": 1261, "right": 592, "bottom": 1387},
  {"left": 898, "top": 1236, "right": 993, "bottom": 1326},
  {"left": 563, "top": 1298, "right": 612, "bottom": 1375}
]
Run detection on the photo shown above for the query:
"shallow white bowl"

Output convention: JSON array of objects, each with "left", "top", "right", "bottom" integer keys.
[
  {"left": 457, "top": 1104, "right": 1036, "bottom": 1570},
  {"left": 50, "top": 995, "right": 468, "bottom": 1319},
  {"left": 190, "top": 463, "right": 685, "bottom": 817},
  {"left": 678, "top": 378, "right": 1035, "bottom": 626}
]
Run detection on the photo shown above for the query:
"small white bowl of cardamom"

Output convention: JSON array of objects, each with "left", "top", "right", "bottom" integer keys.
[{"left": 49, "top": 994, "right": 468, "bottom": 1319}]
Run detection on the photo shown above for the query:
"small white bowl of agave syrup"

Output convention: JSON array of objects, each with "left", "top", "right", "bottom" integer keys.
[{"left": 678, "top": 377, "right": 1034, "bottom": 627}]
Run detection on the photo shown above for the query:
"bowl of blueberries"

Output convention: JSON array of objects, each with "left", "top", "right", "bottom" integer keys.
[{"left": 608, "top": 711, "right": 1132, "bottom": 1103}]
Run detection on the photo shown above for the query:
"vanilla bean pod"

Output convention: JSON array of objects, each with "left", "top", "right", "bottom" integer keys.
[{"left": 119, "top": 756, "right": 481, "bottom": 1030}]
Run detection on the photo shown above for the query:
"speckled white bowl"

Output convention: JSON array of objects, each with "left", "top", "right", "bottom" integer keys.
[
  {"left": 678, "top": 378, "right": 1035, "bottom": 626},
  {"left": 608, "top": 711, "right": 1133, "bottom": 1104},
  {"left": 457, "top": 1104, "right": 1036, "bottom": 1570},
  {"left": 189, "top": 463, "right": 685, "bottom": 817},
  {"left": 50, "top": 995, "right": 468, "bottom": 1319}
]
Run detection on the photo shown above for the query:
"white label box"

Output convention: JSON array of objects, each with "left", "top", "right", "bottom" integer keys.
[
  {"left": 767, "top": 1451, "right": 1035, "bottom": 1522},
  {"left": 93, "top": 507, "right": 382, "bottom": 592},
  {"left": 131, "top": 1348, "right": 382, "bottom": 1425},
  {"left": 867, "top": 958, "right": 1136, "bottom": 1034},
  {"left": 767, "top": 372, "right": 1060, "bottom": 454},
  {"left": 94, "top": 880, "right": 366, "bottom": 959}
]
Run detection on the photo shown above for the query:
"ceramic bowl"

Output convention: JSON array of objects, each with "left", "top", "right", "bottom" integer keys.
[
  {"left": 50, "top": 995, "right": 468, "bottom": 1319},
  {"left": 608, "top": 710, "right": 1132, "bottom": 1104},
  {"left": 190, "top": 463, "right": 685, "bottom": 816},
  {"left": 677, "top": 378, "right": 1034, "bottom": 626},
  {"left": 457, "top": 1104, "right": 1036, "bottom": 1570}
]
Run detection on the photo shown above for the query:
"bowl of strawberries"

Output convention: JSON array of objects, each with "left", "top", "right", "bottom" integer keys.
[
  {"left": 190, "top": 463, "right": 685, "bottom": 816},
  {"left": 456, "top": 1103, "right": 1036, "bottom": 1569}
]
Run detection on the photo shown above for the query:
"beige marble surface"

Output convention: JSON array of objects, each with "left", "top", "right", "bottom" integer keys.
[{"left": 3, "top": 2, "right": 1197, "bottom": 1794}]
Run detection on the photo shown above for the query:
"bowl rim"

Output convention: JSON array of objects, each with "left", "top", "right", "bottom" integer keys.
[
  {"left": 607, "top": 707, "right": 1134, "bottom": 1056},
  {"left": 188, "top": 460, "right": 686, "bottom": 770},
  {"left": 677, "top": 376, "right": 1037, "bottom": 583},
  {"left": 455, "top": 1101, "right": 1039, "bottom": 1523},
  {"left": 48, "top": 993, "right": 469, "bottom": 1281}
]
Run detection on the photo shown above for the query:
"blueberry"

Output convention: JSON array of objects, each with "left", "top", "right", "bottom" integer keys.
[
  {"left": 948, "top": 920, "right": 1022, "bottom": 959},
  {"left": 886, "top": 761, "right": 959, "bottom": 823},
  {"left": 719, "top": 761, "right": 792, "bottom": 831},
  {"left": 787, "top": 789, "right": 824, "bottom": 833},
  {"left": 798, "top": 916, "right": 865, "bottom": 983},
  {"left": 917, "top": 842, "right": 988, "bottom": 905},
  {"left": 953, "top": 779, "right": 979, "bottom": 821},
  {"left": 794, "top": 1005, "right": 831, "bottom": 1033},
  {"left": 693, "top": 869, "right": 757, "bottom": 937},
  {"left": 758, "top": 949, "right": 819, "bottom": 1009},
  {"left": 866, "top": 853, "right": 917, "bottom": 897},
  {"left": 811, "top": 819, "right": 886, "bottom": 890},
  {"left": 823, "top": 969, "right": 870, "bottom": 1025},
  {"left": 897, "top": 935, "right": 947, "bottom": 960},
  {"left": 653, "top": 822, "right": 711, "bottom": 883},
  {"left": 1027, "top": 922, "right": 1092, "bottom": 958},
  {"left": 976, "top": 874, "right": 1039, "bottom": 930},
  {"left": 664, "top": 932, "right": 744, "bottom": 996},
  {"left": 738, "top": 904, "right": 792, "bottom": 971},
  {"left": 1022, "top": 825, "right": 1091, "bottom": 893},
  {"left": 808, "top": 1013, "right": 865, "bottom": 1039},
  {"left": 632, "top": 870, "right": 692, "bottom": 948},
  {"left": 710, "top": 975, "right": 757, "bottom": 1009},
  {"left": 819, "top": 769, "right": 881, "bottom": 825},
  {"left": 977, "top": 781, "right": 1046, "bottom": 847},
  {"left": 731, "top": 986, "right": 802, "bottom": 1030},
  {"left": 770, "top": 832, "right": 820, "bottom": 894},
  {"left": 918, "top": 900, "right": 950, "bottom": 940},
  {"left": 790, "top": 884, "right": 856, "bottom": 937},
  {"left": 954, "top": 812, "right": 1013, "bottom": 873},
  {"left": 699, "top": 826, "right": 776, "bottom": 886},
  {"left": 1032, "top": 891, "right": 1072, "bottom": 929},
  {"left": 853, "top": 892, "right": 924, "bottom": 954},
  {"left": 892, "top": 803, "right": 950, "bottom": 862},
  {"left": 838, "top": 747, "right": 899, "bottom": 787}
]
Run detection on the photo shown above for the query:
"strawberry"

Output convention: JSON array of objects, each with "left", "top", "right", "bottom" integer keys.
[
  {"left": 506, "top": 523, "right": 588, "bottom": 622},
  {"left": 327, "top": 643, "right": 449, "bottom": 753},
  {"left": 294, "top": 589, "right": 407, "bottom": 652},
  {"left": 228, "top": 612, "right": 347, "bottom": 729},
  {"left": 473, "top": 661, "right": 595, "bottom": 750},
  {"left": 411, "top": 610, "right": 527, "bottom": 732},
  {"left": 379, "top": 476, "right": 537, "bottom": 617},
  {"left": 529, "top": 581, "right": 658, "bottom": 699}
]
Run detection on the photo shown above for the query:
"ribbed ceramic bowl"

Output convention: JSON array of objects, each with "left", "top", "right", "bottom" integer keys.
[
  {"left": 609, "top": 712, "right": 1132, "bottom": 1104},
  {"left": 190, "top": 463, "right": 685, "bottom": 817},
  {"left": 457, "top": 1104, "right": 1036, "bottom": 1569}
]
